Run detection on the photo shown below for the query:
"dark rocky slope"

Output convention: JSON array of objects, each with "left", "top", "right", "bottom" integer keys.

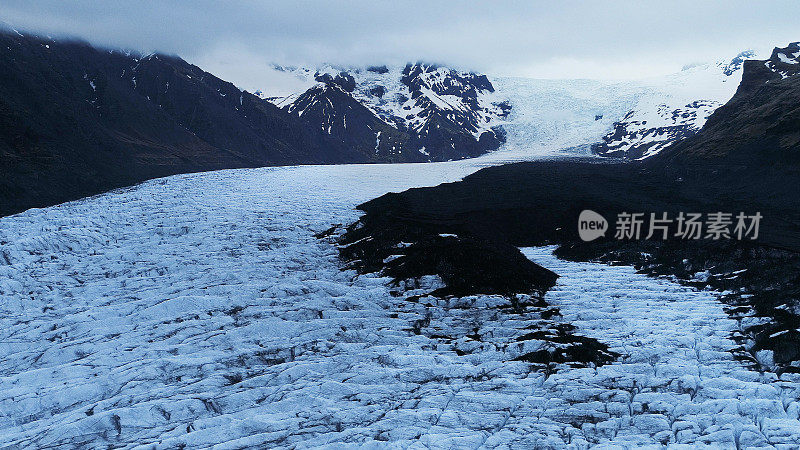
[
  {"left": 655, "top": 44, "right": 800, "bottom": 172},
  {"left": 286, "top": 83, "right": 412, "bottom": 163},
  {"left": 340, "top": 44, "right": 800, "bottom": 371},
  {"left": 0, "top": 33, "right": 508, "bottom": 216},
  {"left": 0, "top": 31, "right": 366, "bottom": 216}
]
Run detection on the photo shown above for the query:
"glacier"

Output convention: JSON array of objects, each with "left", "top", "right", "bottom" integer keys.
[{"left": 1, "top": 84, "right": 800, "bottom": 448}]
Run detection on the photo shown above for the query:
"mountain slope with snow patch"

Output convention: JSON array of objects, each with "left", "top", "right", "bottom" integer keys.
[
  {"left": 265, "top": 64, "right": 510, "bottom": 161},
  {"left": 591, "top": 51, "right": 757, "bottom": 160}
]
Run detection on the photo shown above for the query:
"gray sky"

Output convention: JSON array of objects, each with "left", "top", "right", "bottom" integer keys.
[{"left": 2, "top": 1, "right": 798, "bottom": 92}]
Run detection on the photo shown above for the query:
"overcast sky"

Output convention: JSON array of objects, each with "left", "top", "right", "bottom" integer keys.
[{"left": 2, "top": 1, "right": 799, "bottom": 92}]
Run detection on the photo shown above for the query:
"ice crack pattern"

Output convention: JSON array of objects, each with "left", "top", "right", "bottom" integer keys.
[{"left": 1, "top": 158, "right": 799, "bottom": 448}]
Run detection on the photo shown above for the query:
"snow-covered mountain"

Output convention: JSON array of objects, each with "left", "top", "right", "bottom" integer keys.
[
  {"left": 591, "top": 51, "right": 758, "bottom": 160},
  {"left": 262, "top": 64, "right": 511, "bottom": 162},
  {"left": 260, "top": 50, "right": 772, "bottom": 164}
]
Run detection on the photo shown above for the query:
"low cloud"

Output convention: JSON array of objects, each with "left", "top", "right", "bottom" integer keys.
[{"left": 2, "top": 0, "right": 798, "bottom": 91}]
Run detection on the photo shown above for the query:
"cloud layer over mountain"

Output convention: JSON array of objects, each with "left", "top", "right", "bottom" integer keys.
[{"left": 3, "top": 1, "right": 799, "bottom": 91}]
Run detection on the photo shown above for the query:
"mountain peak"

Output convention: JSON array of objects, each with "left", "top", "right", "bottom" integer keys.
[
  {"left": 770, "top": 41, "right": 800, "bottom": 65},
  {"left": 268, "top": 62, "right": 510, "bottom": 162},
  {"left": 313, "top": 71, "right": 356, "bottom": 92},
  {"left": 737, "top": 41, "right": 800, "bottom": 92}
]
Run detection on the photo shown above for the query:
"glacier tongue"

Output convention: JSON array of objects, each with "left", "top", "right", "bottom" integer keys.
[
  {"left": 0, "top": 163, "right": 480, "bottom": 448},
  {"left": 1, "top": 159, "right": 799, "bottom": 448},
  {"left": 488, "top": 77, "right": 644, "bottom": 160}
]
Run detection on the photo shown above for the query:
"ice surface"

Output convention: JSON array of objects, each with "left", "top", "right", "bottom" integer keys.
[
  {"left": 1, "top": 157, "right": 798, "bottom": 447},
  {"left": 0, "top": 163, "right": 482, "bottom": 448},
  {"left": 521, "top": 247, "right": 800, "bottom": 448},
  {"left": 1, "top": 75, "right": 798, "bottom": 446},
  {"left": 488, "top": 77, "right": 644, "bottom": 160}
]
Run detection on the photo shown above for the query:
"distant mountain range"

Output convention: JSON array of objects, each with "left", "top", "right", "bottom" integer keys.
[
  {"left": 2, "top": 26, "right": 793, "bottom": 217},
  {"left": 269, "top": 50, "right": 771, "bottom": 163},
  {"left": 0, "top": 30, "right": 508, "bottom": 216}
]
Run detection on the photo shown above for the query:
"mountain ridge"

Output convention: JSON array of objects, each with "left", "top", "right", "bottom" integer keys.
[
  {"left": 591, "top": 50, "right": 757, "bottom": 160},
  {"left": 265, "top": 63, "right": 510, "bottom": 162},
  {"left": 0, "top": 32, "right": 505, "bottom": 216}
]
